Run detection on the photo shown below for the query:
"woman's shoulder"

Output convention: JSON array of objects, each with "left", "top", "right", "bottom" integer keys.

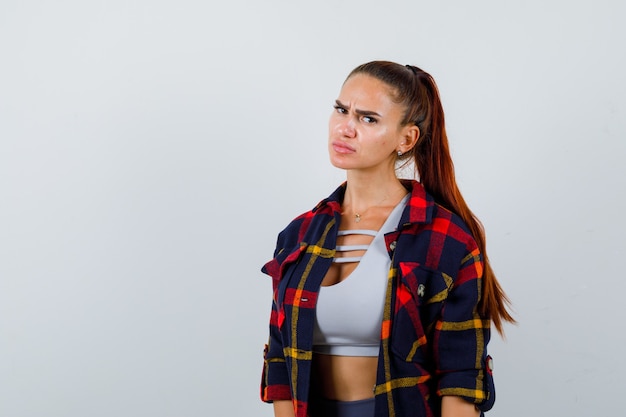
[
  {"left": 430, "top": 203, "right": 478, "bottom": 246},
  {"left": 273, "top": 185, "right": 344, "bottom": 248},
  {"left": 402, "top": 181, "right": 478, "bottom": 253},
  {"left": 262, "top": 188, "right": 341, "bottom": 277}
]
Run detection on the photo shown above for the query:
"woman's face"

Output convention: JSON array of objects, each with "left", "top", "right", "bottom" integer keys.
[{"left": 328, "top": 74, "right": 412, "bottom": 173}]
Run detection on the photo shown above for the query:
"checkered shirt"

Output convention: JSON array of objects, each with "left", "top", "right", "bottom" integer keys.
[{"left": 261, "top": 180, "right": 495, "bottom": 417}]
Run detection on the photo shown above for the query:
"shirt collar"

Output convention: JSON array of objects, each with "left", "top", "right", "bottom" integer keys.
[{"left": 397, "top": 179, "right": 435, "bottom": 227}]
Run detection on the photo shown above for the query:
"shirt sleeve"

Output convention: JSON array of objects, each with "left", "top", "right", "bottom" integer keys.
[
  {"left": 260, "top": 233, "right": 294, "bottom": 403},
  {"left": 434, "top": 245, "right": 496, "bottom": 412}
]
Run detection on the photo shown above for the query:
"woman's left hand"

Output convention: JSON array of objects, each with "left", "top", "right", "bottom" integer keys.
[{"left": 441, "top": 396, "right": 480, "bottom": 417}]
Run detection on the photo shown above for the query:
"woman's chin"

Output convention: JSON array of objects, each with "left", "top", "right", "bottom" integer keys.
[{"left": 328, "top": 157, "right": 354, "bottom": 170}]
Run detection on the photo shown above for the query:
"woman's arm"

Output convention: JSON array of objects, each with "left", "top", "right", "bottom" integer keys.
[
  {"left": 433, "top": 242, "right": 495, "bottom": 412},
  {"left": 442, "top": 396, "right": 480, "bottom": 417},
  {"left": 261, "top": 240, "right": 297, "bottom": 403},
  {"left": 273, "top": 400, "right": 295, "bottom": 417}
]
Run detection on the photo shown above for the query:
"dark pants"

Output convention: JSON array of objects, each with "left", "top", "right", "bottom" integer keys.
[{"left": 309, "top": 397, "right": 375, "bottom": 417}]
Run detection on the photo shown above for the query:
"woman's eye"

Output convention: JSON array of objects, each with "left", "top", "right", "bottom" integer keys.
[
  {"left": 362, "top": 116, "right": 377, "bottom": 124},
  {"left": 333, "top": 105, "right": 347, "bottom": 114}
]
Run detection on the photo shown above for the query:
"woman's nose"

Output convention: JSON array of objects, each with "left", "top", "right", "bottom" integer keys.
[{"left": 339, "top": 118, "right": 356, "bottom": 138}]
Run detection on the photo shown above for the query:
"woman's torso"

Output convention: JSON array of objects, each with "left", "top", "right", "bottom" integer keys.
[{"left": 310, "top": 194, "right": 409, "bottom": 401}]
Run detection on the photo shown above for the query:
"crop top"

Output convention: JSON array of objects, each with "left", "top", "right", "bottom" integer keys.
[{"left": 312, "top": 194, "right": 409, "bottom": 356}]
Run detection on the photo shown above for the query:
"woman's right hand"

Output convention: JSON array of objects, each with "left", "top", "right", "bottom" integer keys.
[{"left": 273, "top": 400, "right": 295, "bottom": 417}]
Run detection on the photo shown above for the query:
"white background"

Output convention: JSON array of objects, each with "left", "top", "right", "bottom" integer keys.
[{"left": 1, "top": 1, "right": 624, "bottom": 416}]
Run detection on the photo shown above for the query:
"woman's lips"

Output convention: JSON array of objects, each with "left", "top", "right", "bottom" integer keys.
[{"left": 331, "top": 141, "right": 356, "bottom": 154}]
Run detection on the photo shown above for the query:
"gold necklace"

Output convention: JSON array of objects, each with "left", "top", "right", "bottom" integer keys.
[{"left": 352, "top": 188, "right": 406, "bottom": 223}]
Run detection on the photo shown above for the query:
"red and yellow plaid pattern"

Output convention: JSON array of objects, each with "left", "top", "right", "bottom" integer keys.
[{"left": 261, "top": 180, "right": 495, "bottom": 417}]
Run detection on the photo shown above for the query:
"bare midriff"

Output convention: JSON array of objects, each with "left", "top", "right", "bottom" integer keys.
[{"left": 311, "top": 353, "right": 378, "bottom": 401}]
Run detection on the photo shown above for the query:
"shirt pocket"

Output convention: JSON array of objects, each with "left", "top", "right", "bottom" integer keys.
[
  {"left": 263, "top": 243, "right": 308, "bottom": 329},
  {"left": 263, "top": 243, "right": 308, "bottom": 290},
  {"left": 391, "top": 262, "right": 453, "bottom": 362}
]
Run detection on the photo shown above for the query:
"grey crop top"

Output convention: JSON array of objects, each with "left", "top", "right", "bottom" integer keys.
[{"left": 312, "top": 194, "right": 409, "bottom": 357}]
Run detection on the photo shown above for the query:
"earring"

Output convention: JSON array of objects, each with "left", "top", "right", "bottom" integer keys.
[{"left": 397, "top": 150, "right": 403, "bottom": 156}]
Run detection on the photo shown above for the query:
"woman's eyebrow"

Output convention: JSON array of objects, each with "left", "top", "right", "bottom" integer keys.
[{"left": 335, "top": 100, "right": 381, "bottom": 117}]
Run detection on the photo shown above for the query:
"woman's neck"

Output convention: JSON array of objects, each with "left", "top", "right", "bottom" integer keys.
[{"left": 343, "top": 170, "right": 408, "bottom": 215}]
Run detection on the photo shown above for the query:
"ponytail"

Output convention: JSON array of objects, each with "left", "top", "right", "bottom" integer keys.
[{"left": 349, "top": 61, "right": 515, "bottom": 335}]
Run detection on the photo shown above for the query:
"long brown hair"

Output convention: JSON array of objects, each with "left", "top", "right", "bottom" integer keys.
[{"left": 348, "top": 61, "right": 515, "bottom": 334}]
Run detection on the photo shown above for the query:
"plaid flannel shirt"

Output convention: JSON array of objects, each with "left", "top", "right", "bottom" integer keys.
[{"left": 261, "top": 180, "right": 495, "bottom": 417}]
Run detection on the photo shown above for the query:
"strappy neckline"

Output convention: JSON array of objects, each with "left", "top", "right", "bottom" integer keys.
[
  {"left": 337, "top": 229, "right": 378, "bottom": 236},
  {"left": 329, "top": 194, "right": 409, "bottom": 269},
  {"left": 334, "top": 230, "right": 378, "bottom": 264}
]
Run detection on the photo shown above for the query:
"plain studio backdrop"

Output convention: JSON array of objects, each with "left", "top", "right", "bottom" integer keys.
[{"left": 1, "top": 1, "right": 624, "bottom": 416}]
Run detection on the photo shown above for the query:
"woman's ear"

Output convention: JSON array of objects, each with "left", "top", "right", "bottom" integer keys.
[{"left": 399, "top": 125, "right": 420, "bottom": 154}]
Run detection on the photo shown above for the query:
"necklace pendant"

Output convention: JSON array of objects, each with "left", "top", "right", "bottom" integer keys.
[{"left": 355, "top": 213, "right": 361, "bottom": 223}]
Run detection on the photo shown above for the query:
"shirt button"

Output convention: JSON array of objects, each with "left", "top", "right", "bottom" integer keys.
[{"left": 417, "top": 284, "right": 425, "bottom": 297}]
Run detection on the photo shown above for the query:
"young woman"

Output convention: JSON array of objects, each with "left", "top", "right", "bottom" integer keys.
[{"left": 260, "top": 61, "right": 514, "bottom": 417}]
